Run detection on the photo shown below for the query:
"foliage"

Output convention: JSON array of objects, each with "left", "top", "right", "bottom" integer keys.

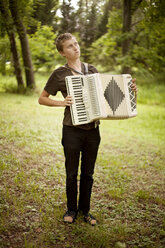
[
  {"left": 29, "top": 0, "right": 59, "bottom": 33},
  {"left": 131, "top": 0, "right": 165, "bottom": 73},
  {"left": 97, "top": 0, "right": 122, "bottom": 38},
  {"left": 8, "top": 0, "right": 35, "bottom": 28},
  {"left": 0, "top": 35, "right": 12, "bottom": 75},
  {"left": 29, "top": 25, "right": 60, "bottom": 71},
  {"left": 75, "top": 0, "right": 102, "bottom": 59},
  {"left": 89, "top": 0, "right": 165, "bottom": 74},
  {"left": 59, "top": 0, "right": 76, "bottom": 34},
  {"left": 89, "top": 7, "right": 122, "bottom": 72}
]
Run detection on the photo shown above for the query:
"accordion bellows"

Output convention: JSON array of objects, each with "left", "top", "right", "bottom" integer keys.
[{"left": 65, "top": 73, "right": 137, "bottom": 126}]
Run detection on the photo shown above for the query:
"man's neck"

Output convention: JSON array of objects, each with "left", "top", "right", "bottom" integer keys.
[{"left": 67, "top": 59, "right": 81, "bottom": 71}]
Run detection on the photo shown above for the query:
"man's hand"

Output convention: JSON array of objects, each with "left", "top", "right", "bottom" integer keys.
[
  {"left": 64, "top": 95, "right": 73, "bottom": 106},
  {"left": 131, "top": 78, "right": 138, "bottom": 94}
]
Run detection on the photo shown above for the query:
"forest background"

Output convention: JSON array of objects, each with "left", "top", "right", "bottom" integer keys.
[
  {"left": 0, "top": 1, "right": 165, "bottom": 248},
  {"left": 0, "top": 0, "right": 165, "bottom": 92}
]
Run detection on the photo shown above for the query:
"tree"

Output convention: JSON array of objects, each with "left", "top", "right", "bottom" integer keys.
[
  {"left": 131, "top": 0, "right": 165, "bottom": 73},
  {"left": 75, "top": 0, "right": 101, "bottom": 60},
  {"left": 0, "top": 0, "right": 24, "bottom": 89},
  {"left": 89, "top": 7, "right": 122, "bottom": 72},
  {"left": 30, "top": 0, "right": 59, "bottom": 34},
  {"left": 121, "top": 0, "right": 132, "bottom": 73},
  {"left": 86, "top": 1, "right": 98, "bottom": 44},
  {"left": 97, "top": 0, "right": 122, "bottom": 38},
  {"left": 121, "top": 0, "right": 144, "bottom": 73},
  {"left": 9, "top": 0, "right": 35, "bottom": 88},
  {"left": 59, "top": 0, "right": 76, "bottom": 34},
  {"left": 29, "top": 25, "right": 61, "bottom": 71}
]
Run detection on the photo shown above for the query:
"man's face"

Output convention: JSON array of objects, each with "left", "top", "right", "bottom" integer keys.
[{"left": 60, "top": 37, "right": 80, "bottom": 60}]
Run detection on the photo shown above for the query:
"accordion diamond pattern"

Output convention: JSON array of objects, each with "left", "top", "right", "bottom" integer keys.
[
  {"left": 128, "top": 80, "right": 136, "bottom": 111},
  {"left": 104, "top": 77, "right": 125, "bottom": 115}
]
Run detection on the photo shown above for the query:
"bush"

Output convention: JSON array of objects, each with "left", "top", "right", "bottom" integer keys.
[{"left": 29, "top": 25, "right": 64, "bottom": 72}]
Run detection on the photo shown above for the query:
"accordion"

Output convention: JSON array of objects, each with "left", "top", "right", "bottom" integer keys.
[{"left": 65, "top": 73, "right": 137, "bottom": 126}]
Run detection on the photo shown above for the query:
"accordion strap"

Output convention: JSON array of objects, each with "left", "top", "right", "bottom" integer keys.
[
  {"left": 63, "top": 62, "right": 88, "bottom": 75},
  {"left": 83, "top": 62, "right": 88, "bottom": 74}
]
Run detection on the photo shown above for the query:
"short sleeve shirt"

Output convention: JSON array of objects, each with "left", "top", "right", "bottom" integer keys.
[{"left": 44, "top": 63, "right": 99, "bottom": 130}]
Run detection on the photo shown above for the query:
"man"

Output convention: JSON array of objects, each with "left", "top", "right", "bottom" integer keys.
[{"left": 38, "top": 33, "right": 137, "bottom": 225}]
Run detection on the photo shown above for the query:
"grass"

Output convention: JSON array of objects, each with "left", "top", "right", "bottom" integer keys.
[{"left": 0, "top": 73, "right": 165, "bottom": 248}]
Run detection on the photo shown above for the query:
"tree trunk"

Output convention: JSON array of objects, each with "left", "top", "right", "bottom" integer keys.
[
  {"left": 9, "top": 31, "right": 25, "bottom": 88},
  {"left": 0, "top": 53, "right": 7, "bottom": 76},
  {"left": 16, "top": 22, "right": 35, "bottom": 88},
  {"left": 9, "top": 0, "right": 35, "bottom": 89},
  {"left": 0, "top": 0, "right": 24, "bottom": 89},
  {"left": 122, "top": 0, "right": 132, "bottom": 74}
]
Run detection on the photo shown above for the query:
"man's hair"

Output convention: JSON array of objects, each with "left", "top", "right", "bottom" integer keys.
[{"left": 55, "top": 33, "right": 74, "bottom": 52}]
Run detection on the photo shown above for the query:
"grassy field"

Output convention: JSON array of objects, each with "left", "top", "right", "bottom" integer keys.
[{"left": 0, "top": 75, "right": 165, "bottom": 248}]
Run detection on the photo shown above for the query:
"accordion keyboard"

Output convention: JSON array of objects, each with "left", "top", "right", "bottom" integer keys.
[{"left": 66, "top": 76, "right": 88, "bottom": 124}]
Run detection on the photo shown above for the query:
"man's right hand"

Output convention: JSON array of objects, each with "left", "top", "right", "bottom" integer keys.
[{"left": 64, "top": 95, "right": 73, "bottom": 106}]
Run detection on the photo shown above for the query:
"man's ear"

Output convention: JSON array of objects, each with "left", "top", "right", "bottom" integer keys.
[{"left": 60, "top": 51, "right": 65, "bottom": 57}]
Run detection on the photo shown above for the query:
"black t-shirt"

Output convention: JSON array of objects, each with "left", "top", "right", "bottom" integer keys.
[{"left": 44, "top": 63, "right": 99, "bottom": 130}]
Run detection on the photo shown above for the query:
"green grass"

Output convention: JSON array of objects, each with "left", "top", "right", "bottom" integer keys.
[
  {"left": 134, "top": 70, "right": 165, "bottom": 106},
  {"left": 0, "top": 74, "right": 165, "bottom": 248}
]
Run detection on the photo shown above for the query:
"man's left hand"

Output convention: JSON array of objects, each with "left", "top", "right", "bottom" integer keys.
[{"left": 131, "top": 78, "right": 138, "bottom": 94}]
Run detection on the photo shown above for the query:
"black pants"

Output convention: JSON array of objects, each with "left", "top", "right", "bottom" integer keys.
[{"left": 62, "top": 125, "right": 101, "bottom": 214}]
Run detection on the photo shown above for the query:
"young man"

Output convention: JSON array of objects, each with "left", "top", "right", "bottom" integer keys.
[{"left": 38, "top": 33, "right": 137, "bottom": 225}]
